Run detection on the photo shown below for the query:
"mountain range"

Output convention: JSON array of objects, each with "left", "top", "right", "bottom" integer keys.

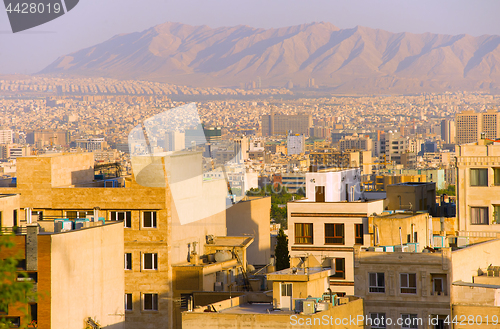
[{"left": 40, "top": 22, "right": 500, "bottom": 93}]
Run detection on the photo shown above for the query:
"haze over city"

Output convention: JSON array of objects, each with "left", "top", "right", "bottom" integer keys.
[{"left": 3, "top": 2, "right": 500, "bottom": 329}]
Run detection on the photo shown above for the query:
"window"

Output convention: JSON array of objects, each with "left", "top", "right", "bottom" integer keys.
[
  {"left": 494, "top": 168, "right": 500, "bottom": 186},
  {"left": 400, "top": 273, "right": 417, "bottom": 294},
  {"left": 110, "top": 211, "right": 132, "bottom": 228},
  {"left": 332, "top": 258, "right": 345, "bottom": 279},
  {"left": 325, "top": 223, "right": 344, "bottom": 245},
  {"left": 66, "top": 210, "right": 89, "bottom": 219},
  {"left": 369, "top": 273, "right": 385, "bottom": 293},
  {"left": 143, "top": 293, "right": 158, "bottom": 311},
  {"left": 471, "top": 207, "right": 489, "bottom": 225},
  {"left": 125, "top": 293, "right": 133, "bottom": 311},
  {"left": 29, "top": 304, "right": 37, "bottom": 323},
  {"left": 355, "top": 224, "right": 364, "bottom": 244},
  {"left": 470, "top": 168, "right": 488, "bottom": 186},
  {"left": 13, "top": 210, "right": 17, "bottom": 227},
  {"left": 143, "top": 253, "right": 158, "bottom": 270},
  {"left": 401, "top": 314, "right": 419, "bottom": 329},
  {"left": 369, "top": 313, "right": 386, "bottom": 329},
  {"left": 495, "top": 205, "right": 500, "bottom": 224},
  {"left": 0, "top": 317, "right": 20, "bottom": 328},
  {"left": 125, "top": 253, "right": 132, "bottom": 270},
  {"left": 295, "top": 223, "right": 313, "bottom": 244},
  {"left": 143, "top": 211, "right": 157, "bottom": 228},
  {"left": 281, "top": 283, "right": 292, "bottom": 296},
  {"left": 431, "top": 274, "right": 447, "bottom": 296}
]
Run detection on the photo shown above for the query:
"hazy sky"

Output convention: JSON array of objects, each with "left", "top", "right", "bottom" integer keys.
[{"left": 1, "top": 0, "right": 500, "bottom": 74}]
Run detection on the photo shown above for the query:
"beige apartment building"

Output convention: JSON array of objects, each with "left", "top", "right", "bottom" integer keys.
[
  {"left": 261, "top": 113, "right": 313, "bottom": 136},
  {"left": 0, "top": 217, "right": 124, "bottom": 329},
  {"left": 456, "top": 142, "right": 500, "bottom": 232},
  {"left": 0, "top": 152, "right": 229, "bottom": 329},
  {"left": 354, "top": 238, "right": 500, "bottom": 329},
  {"left": 288, "top": 199, "right": 384, "bottom": 296},
  {"left": 455, "top": 109, "right": 500, "bottom": 145}
]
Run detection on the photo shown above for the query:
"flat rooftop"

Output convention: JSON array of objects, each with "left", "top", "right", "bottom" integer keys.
[
  {"left": 270, "top": 267, "right": 326, "bottom": 276},
  {"left": 207, "top": 236, "right": 254, "bottom": 248},
  {"left": 217, "top": 303, "right": 283, "bottom": 315},
  {"left": 453, "top": 281, "right": 500, "bottom": 289},
  {"left": 376, "top": 212, "right": 422, "bottom": 219}
]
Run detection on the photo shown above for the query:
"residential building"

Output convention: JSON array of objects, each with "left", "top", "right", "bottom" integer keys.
[
  {"left": 456, "top": 109, "right": 500, "bottom": 145},
  {"left": 383, "top": 132, "right": 409, "bottom": 164},
  {"left": 288, "top": 172, "right": 384, "bottom": 295},
  {"left": 354, "top": 239, "right": 500, "bottom": 329},
  {"left": 286, "top": 133, "right": 306, "bottom": 155},
  {"left": 441, "top": 119, "right": 455, "bottom": 144},
  {"left": 182, "top": 266, "right": 364, "bottom": 329},
  {"left": 0, "top": 219, "right": 124, "bottom": 329},
  {"left": 0, "top": 152, "right": 229, "bottom": 329},
  {"left": 386, "top": 182, "right": 436, "bottom": 214},
  {"left": 261, "top": 114, "right": 313, "bottom": 136},
  {"left": 339, "top": 134, "right": 373, "bottom": 153},
  {"left": 75, "top": 138, "right": 106, "bottom": 151},
  {"left": 0, "top": 129, "right": 13, "bottom": 144},
  {"left": 456, "top": 142, "right": 500, "bottom": 231},
  {"left": 26, "top": 129, "right": 70, "bottom": 147}
]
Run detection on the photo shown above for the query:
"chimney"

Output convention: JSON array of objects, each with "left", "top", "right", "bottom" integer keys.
[{"left": 26, "top": 225, "right": 38, "bottom": 271}]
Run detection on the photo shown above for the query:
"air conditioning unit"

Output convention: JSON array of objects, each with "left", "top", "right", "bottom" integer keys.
[
  {"left": 302, "top": 300, "right": 315, "bottom": 315},
  {"left": 294, "top": 299, "right": 305, "bottom": 313},
  {"left": 214, "top": 282, "right": 223, "bottom": 292},
  {"left": 316, "top": 302, "right": 329, "bottom": 312}
]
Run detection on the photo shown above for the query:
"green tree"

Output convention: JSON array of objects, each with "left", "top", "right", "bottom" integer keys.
[
  {"left": 437, "top": 184, "right": 456, "bottom": 196},
  {"left": 0, "top": 234, "right": 36, "bottom": 329},
  {"left": 275, "top": 228, "right": 290, "bottom": 271}
]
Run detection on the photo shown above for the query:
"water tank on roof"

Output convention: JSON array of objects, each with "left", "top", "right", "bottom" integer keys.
[{"left": 214, "top": 250, "right": 232, "bottom": 262}]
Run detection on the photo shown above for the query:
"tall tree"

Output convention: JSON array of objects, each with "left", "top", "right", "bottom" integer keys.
[
  {"left": 275, "top": 228, "right": 290, "bottom": 271},
  {"left": 0, "top": 234, "right": 36, "bottom": 329}
]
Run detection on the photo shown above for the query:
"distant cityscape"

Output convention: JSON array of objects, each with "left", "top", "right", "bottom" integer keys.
[{"left": 3, "top": 74, "right": 500, "bottom": 329}]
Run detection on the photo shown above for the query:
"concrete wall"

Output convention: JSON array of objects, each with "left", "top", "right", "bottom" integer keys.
[
  {"left": 370, "top": 212, "right": 430, "bottom": 249},
  {"left": 226, "top": 196, "right": 271, "bottom": 266},
  {"left": 50, "top": 222, "right": 124, "bottom": 329},
  {"left": 386, "top": 183, "right": 436, "bottom": 213},
  {"left": 451, "top": 239, "right": 500, "bottom": 283},
  {"left": 453, "top": 305, "right": 500, "bottom": 329},
  {"left": 354, "top": 249, "right": 452, "bottom": 326},
  {"left": 452, "top": 285, "right": 499, "bottom": 306},
  {"left": 0, "top": 194, "right": 20, "bottom": 227},
  {"left": 306, "top": 169, "right": 362, "bottom": 202}
]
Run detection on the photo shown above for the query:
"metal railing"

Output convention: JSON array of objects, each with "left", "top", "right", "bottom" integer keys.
[{"left": 0, "top": 226, "right": 27, "bottom": 235}]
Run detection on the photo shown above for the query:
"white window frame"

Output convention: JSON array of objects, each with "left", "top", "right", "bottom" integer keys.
[
  {"left": 110, "top": 211, "right": 132, "bottom": 228},
  {"left": 142, "top": 293, "right": 158, "bottom": 311},
  {"left": 400, "top": 273, "right": 417, "bottom": 294},
  {"left": 143, "top": 253, "right": 158, "bottom": 270},
  {"left": 369, "top": 313, "right": 386, "bottom": 329},
  {"left": 143, "top": 211, "right": 157, "bottom": 228},
  {"left": 369, "top": 272, "right": 385, "bottom": 293},
  {"left": 401, "top": 313, "right": 419, "bottom": 329}
]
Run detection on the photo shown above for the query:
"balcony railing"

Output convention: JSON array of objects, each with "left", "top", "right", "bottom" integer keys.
[{"left": 0, "top": 227, "right": 27, "bottom": 235}]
